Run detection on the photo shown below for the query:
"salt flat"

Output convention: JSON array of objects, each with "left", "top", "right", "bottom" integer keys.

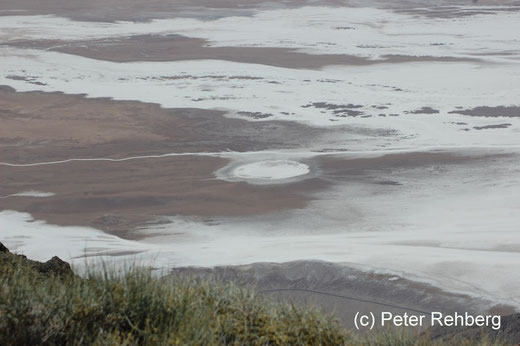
[{"left": 1, "top": 2, "right": 519, "bottom": 314}]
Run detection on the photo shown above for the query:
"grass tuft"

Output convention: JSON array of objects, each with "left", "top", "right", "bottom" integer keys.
[{"left": 1, "top": 257, "right": 348, "bottom": 345}]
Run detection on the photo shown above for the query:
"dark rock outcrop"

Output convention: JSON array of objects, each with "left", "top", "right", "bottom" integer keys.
[
  {"left": 38, "top": 256, "right": 74, "bottom": 277},
  {"left": 0, "top": 241, "right": 74, "bottom": 278},
  {"left": 0, "top": 242, "right": 9, "bottom": 253}
]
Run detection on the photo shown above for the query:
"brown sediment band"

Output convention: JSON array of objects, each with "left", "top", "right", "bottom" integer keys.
[
  {"left": 6, "top": 35, "right": 480, "bottom": 69},
  {"left": 0, "top": 85, "right": 325, "bottom": 163},
  {"left": 0, "top": 158, "right": 324, "bottom": 240},
  {"left": 1, "top": 0, "right": 518, "bottom": 22}
]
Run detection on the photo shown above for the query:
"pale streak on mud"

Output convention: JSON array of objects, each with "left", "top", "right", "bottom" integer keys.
[{"left": 2, "top": 145, "right": 520, "bottom": 168}]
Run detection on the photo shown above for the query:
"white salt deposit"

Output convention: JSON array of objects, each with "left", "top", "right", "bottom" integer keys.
[
  {"left": 233, "top": 160, "right": 309, "bottom": 180},
  {"left": 0, "top": 210, "right": 151, "bottom": 263},
  {"left": 0, "top": 191, "right": 55, "bottom": 198}
]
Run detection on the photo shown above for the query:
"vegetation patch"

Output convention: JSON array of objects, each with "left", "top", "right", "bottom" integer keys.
[{"left": 0, "top": 243, "right": 509, "bottom": 345}]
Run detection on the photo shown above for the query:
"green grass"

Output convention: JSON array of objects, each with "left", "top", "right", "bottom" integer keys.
[
  {"left": 1, "top": 254, "right": 348, "bottom": 345},
  {"left": 0, "top": 251, "right": 505, "bottom": 345}
]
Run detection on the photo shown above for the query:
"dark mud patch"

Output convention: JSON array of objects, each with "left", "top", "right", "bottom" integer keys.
[
  {"left": 473, "top": 123, "right": 512, "bottom": 130},
  {"left": 302, "top": 102, "right": 366, "bottom": 117},
  {"left": 237, "top": 111, "right": 273, "bottom": 119},
  {"left": 6, "top": 75, "right": 47, "bottom": 86},
  {"left": 405, "top": 107, "right": 440, "bottom": 114},
  {"left": 377, "top": 180, "right": 403, "bottom": 186},
  {"left": 450, "top": 106, "right": 520, "bottom": 118}
]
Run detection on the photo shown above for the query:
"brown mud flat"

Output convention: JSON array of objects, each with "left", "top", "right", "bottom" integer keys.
[
  {"left": 0, "top": 0, "right": 518, "bottom": 22},
  {"left": 0, "top": 86, "right": 333, "bottom": 238},
  {"left": 0, "top": 157, "right": 323, "bottom": 240},
  {"left": 0, "top": 0, "right": 342, "bottom": 22},
  {"left": 316, "top": 151, "right": 479, "bottom": 181},
  {"left": 7, "top": 35, "right": 479, "bottom": 69},
  {"left": 397, "top": 3, "right": 520, "bottom": 18},
  {"left": 0, "top": 86, "right": 324, "bottom": 163}
]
